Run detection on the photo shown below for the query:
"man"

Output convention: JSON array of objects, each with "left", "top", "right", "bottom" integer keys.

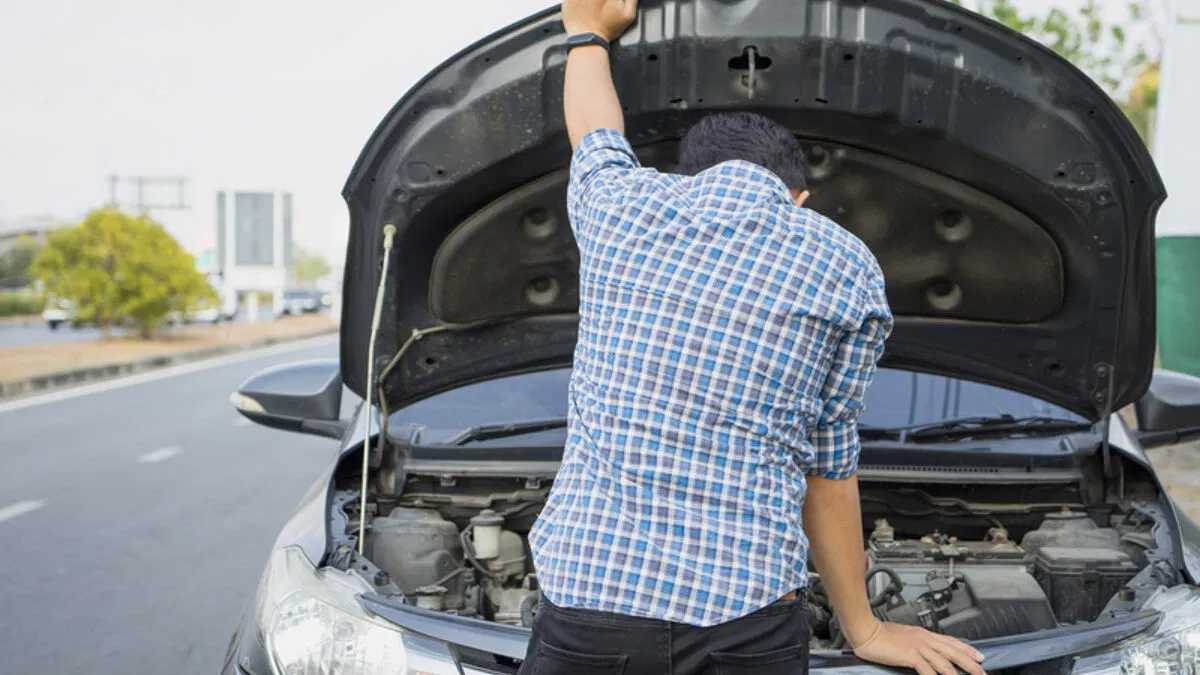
[{"left": 521, "top": 1, "right": 990, "bottom": 674}]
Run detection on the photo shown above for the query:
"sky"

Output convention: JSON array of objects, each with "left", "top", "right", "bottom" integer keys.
[
  {"left": 0, "top": 0, "right": 1180, "bottom": 260},
  {"left": 0, "top": 0, "right": 555, "bottom": 257}
]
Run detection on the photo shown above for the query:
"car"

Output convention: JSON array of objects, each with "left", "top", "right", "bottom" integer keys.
[
  {"left": 184, "top": 288, "right": 239, "bottom": 324},
  {"left": 221, "top": 2, "right": 1200, "bottom": 674},
  {"left": 278, "top": 289, "right": 322, "bottom": 317},
  {"left": 42, "top": 295, "right": 75, "bottom": 330}
]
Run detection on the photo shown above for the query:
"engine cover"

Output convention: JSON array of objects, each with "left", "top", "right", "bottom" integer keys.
[{"left": 865, "top": 522, "right": 1057, "bottom": 640}]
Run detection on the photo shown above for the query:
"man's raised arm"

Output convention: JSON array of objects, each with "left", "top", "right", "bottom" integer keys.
[{"left": 562, "top": 0, "right": 638, "bottom": 148}]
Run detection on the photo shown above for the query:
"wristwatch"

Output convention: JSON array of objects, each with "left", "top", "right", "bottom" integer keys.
[{"left": 566, "top": 32, "right": 612, "bottom": 52}]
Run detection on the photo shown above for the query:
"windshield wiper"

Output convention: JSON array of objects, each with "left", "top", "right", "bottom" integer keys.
[
  {"left": 445, "top": 414, "right": 1089, "bottom": 446},
  {"left": 445, "top": 417, "right": 570, "bottom": 446},
  {"left": 858, "top": 425, "right": 904, "bottom": 442},
  {"left": 891, "top": 415, "right": 1094, "bottom": 443}
]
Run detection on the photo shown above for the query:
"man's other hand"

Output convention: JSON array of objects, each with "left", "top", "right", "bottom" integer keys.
[
  {"left": 853, "top": 621, "right": 986, "bottom": 675},
  {"left": 562, "top": 0, "right": 638, "bottom": 42}
]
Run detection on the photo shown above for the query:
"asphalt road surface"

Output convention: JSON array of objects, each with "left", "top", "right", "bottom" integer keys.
[{"left": 0, "top": 334, "right": 342, "bottom": 674}]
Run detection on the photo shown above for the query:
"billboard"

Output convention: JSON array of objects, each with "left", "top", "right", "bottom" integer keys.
[{"left": 234, "top": 192, "right": 275, "bottom": 266}]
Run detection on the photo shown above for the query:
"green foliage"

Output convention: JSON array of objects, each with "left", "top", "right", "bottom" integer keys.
[
  {"left": 0, "top": 291, "right": 43, "bottom": 317},
  {"left": 948, "top": 0, "right": 1161, "bottom": 144},
  {"left": 31, "top": 208, "right": 217, "bottom": 339},
  {"left": 291, "top": 248, "right": 333, "bottom": 286},
  {"left": 0, "top": 235, "right": 42, "bottom": 287}
]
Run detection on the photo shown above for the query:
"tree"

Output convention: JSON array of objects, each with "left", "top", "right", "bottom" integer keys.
[
  {"left": 291, "top": 247, "right": 333, "bottom": 287},
  {"left": 31, "top": 208, "right": 216, "bottom": 339},
  {"left": 950, "top": 0, "right": 1164, "bottom": 146},
  {"left": 0, "top": 235, "right": 42, "bottom": 289}
]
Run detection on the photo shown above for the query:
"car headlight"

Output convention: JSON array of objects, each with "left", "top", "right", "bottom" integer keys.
[
  {"left": 1073, "top": 586, "right": 1200, "bottom": 675},
  {"left": 240, "top": 546, "right": 462, "bottom": 675}
]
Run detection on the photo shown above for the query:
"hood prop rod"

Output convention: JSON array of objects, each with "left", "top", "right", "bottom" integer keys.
[
  {"left": 358, "top": 224, "right": 398, "bottom": 556},
  {"left": 1096, "top": 362, "right": 1122, "bottom": 498},
  {"left": 359, "top": 313, "right": 503, "bottom": 555}
]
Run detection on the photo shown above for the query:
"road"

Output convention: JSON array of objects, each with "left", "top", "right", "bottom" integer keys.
[{"left": 0, "top": 335, "right": 342, "bottom": 674}]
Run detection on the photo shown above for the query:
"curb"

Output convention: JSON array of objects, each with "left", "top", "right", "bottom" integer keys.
[{"left": 0, "top": 326, "right": 338, "bottom": 401}]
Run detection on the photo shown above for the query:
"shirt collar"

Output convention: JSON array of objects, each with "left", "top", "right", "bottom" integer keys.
[{"left": 717, "top": 160, "right": 796, "bottom": 204}]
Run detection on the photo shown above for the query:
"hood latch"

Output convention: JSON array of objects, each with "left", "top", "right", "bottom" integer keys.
[{"left": 729, "top": 46, "right": 772, "bottom": 99}]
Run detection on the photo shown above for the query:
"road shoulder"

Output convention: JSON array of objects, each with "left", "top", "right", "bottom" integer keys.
[{"left": 0, "top": 314, "right": 338, "bottom": 400}]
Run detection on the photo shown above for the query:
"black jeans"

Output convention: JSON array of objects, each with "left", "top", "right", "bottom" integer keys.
[{"left": 517, "top": 593, "right": 809, "bottom": 675}]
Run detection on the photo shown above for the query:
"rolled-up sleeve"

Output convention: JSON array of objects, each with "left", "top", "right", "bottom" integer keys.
[
  {"left": 806, "top": 264, "right": 893, "bottom": 480},
  {"left": 567, "top": 128, "right": 644, "bottom": 243}
]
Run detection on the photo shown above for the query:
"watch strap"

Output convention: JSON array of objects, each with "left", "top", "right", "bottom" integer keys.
[{"left": 566, "top": 32, "right": 612, "bottom": 52}]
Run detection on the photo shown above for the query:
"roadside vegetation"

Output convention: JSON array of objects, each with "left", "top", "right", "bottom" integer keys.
[
  {"left": 0, "top": 236, "right": 44, "bottom": 317},
  {"left": 0, "top": 235, "right": 40, "bottom": 290},
  {"left": 292, "top": 247, "right": 333, "bottom": 287},
  {"left": 0, "top": 291, "right": 42, "bottom": 318},
  {"left": 31, "top": 208, "right": 216, "bottom": 339},
  {"left": 953, "top": 0, "right": 1164, "bottom": 147}
]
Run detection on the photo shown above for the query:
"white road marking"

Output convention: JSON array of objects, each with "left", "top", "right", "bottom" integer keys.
[
  {"left": 0, "top": 334, "right": 337, "bottom": 415},
  {"left": 0, "top": 499, "right": 46, "bottom": 525},
  {"left": 233, "top": 417, "right": 253, "bottom": 428},
  {"left": 138, "top": 446, "right": 182, "bottom": 464}
]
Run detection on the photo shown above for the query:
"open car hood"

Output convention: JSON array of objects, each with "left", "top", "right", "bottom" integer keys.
[{"left": 341, "top": 0, "right": 1165, "bottom": 420}]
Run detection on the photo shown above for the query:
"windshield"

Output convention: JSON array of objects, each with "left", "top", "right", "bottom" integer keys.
[{"left": 388, "top": 367, "right": 1087, "bottom": 446}]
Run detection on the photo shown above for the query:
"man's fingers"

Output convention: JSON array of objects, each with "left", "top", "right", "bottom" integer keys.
[
  {"left": 621, "top": 0, "right": 638, "bottom": 23},
  {"left": 912, "top": 657, "right": 938, "bottom": 675},
  {"left": 932, "top": 640, "right": 987, "bottom": 675},
  {"left": 921, "top": 647, "right": 959, "bottom": 675},
  {"left": 933, "top": 635, "right": 986, "bottom": 666}
]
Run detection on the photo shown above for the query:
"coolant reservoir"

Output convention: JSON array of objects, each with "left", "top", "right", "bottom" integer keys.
[
  {"left": 471, "top": 510, "right": 505, "bottom": 560},
  {"left": 1019, "top": 508, "right": 1121, "bottom": 558}
]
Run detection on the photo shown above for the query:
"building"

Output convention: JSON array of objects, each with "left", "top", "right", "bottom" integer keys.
[
  {"left": 214, "top": 190, "right": 294, "bottom": 315},
  {"left": 1153, "top": 1, "right": 1200, "bottom": 376},
  {"left": 0, "top": 214, "right": 67, "bottom": 256}
]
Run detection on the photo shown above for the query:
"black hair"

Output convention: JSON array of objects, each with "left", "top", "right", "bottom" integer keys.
[{"left": 677, "top": 112, "right": 808, "bottom": 191}]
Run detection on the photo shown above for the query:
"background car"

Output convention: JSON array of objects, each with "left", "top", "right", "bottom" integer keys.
[
  {"left": 278, "top": 289, "right": 322, "bottom": 317},
  {"left": 41, "top": 294, "right": 74, "bottom": 330}
]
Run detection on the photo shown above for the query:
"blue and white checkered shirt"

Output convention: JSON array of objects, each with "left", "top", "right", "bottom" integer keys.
[{"left": 528, "top": 129, "right": 893, "bottom": 627}]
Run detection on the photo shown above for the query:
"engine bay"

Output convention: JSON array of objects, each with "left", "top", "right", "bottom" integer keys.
[{"left": 324, "top": 441, "right": 1179, "bottom": 655}]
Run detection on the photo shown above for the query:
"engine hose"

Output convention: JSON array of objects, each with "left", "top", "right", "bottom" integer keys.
[
  {"left": 865, "top": 566, "right": 905, "bottom": 608},
  {"left": 520, "top": 593, "right": 540, "bottom": 628}
]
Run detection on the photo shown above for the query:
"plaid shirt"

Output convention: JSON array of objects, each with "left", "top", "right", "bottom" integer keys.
[{"left": 528, "top": 129, "right": 893, "bottom": 627}]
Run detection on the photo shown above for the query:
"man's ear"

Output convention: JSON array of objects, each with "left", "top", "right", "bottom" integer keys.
[{"left": 793, "top": 190, "right": 811, "bottom": 208}]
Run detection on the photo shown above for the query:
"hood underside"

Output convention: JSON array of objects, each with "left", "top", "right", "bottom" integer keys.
[{"left": 341, "top": 0, "right": 1165, "bottom": 419}]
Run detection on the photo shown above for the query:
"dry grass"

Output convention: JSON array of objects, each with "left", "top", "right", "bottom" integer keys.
[
  {"left": 0, "top": 314, "right": 337, "bottom": 383},
  {"left": 1145, "top": 441, "right": 1200, "bottom": 521}
]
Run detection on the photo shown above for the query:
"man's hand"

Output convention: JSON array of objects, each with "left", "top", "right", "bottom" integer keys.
[
  {"left": 853, "top": 621, "right": 986, "bottom": 675},
  {"left": 803, "top": 474, "right": 986, "bottom": 675},
  {"left": 562, "top": 0, "right": 638, "bottom": 41}
]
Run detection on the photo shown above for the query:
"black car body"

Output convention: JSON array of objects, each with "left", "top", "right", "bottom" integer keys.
[{"left": 223, "top": 2, "right": 1200, "bottom": 674}]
